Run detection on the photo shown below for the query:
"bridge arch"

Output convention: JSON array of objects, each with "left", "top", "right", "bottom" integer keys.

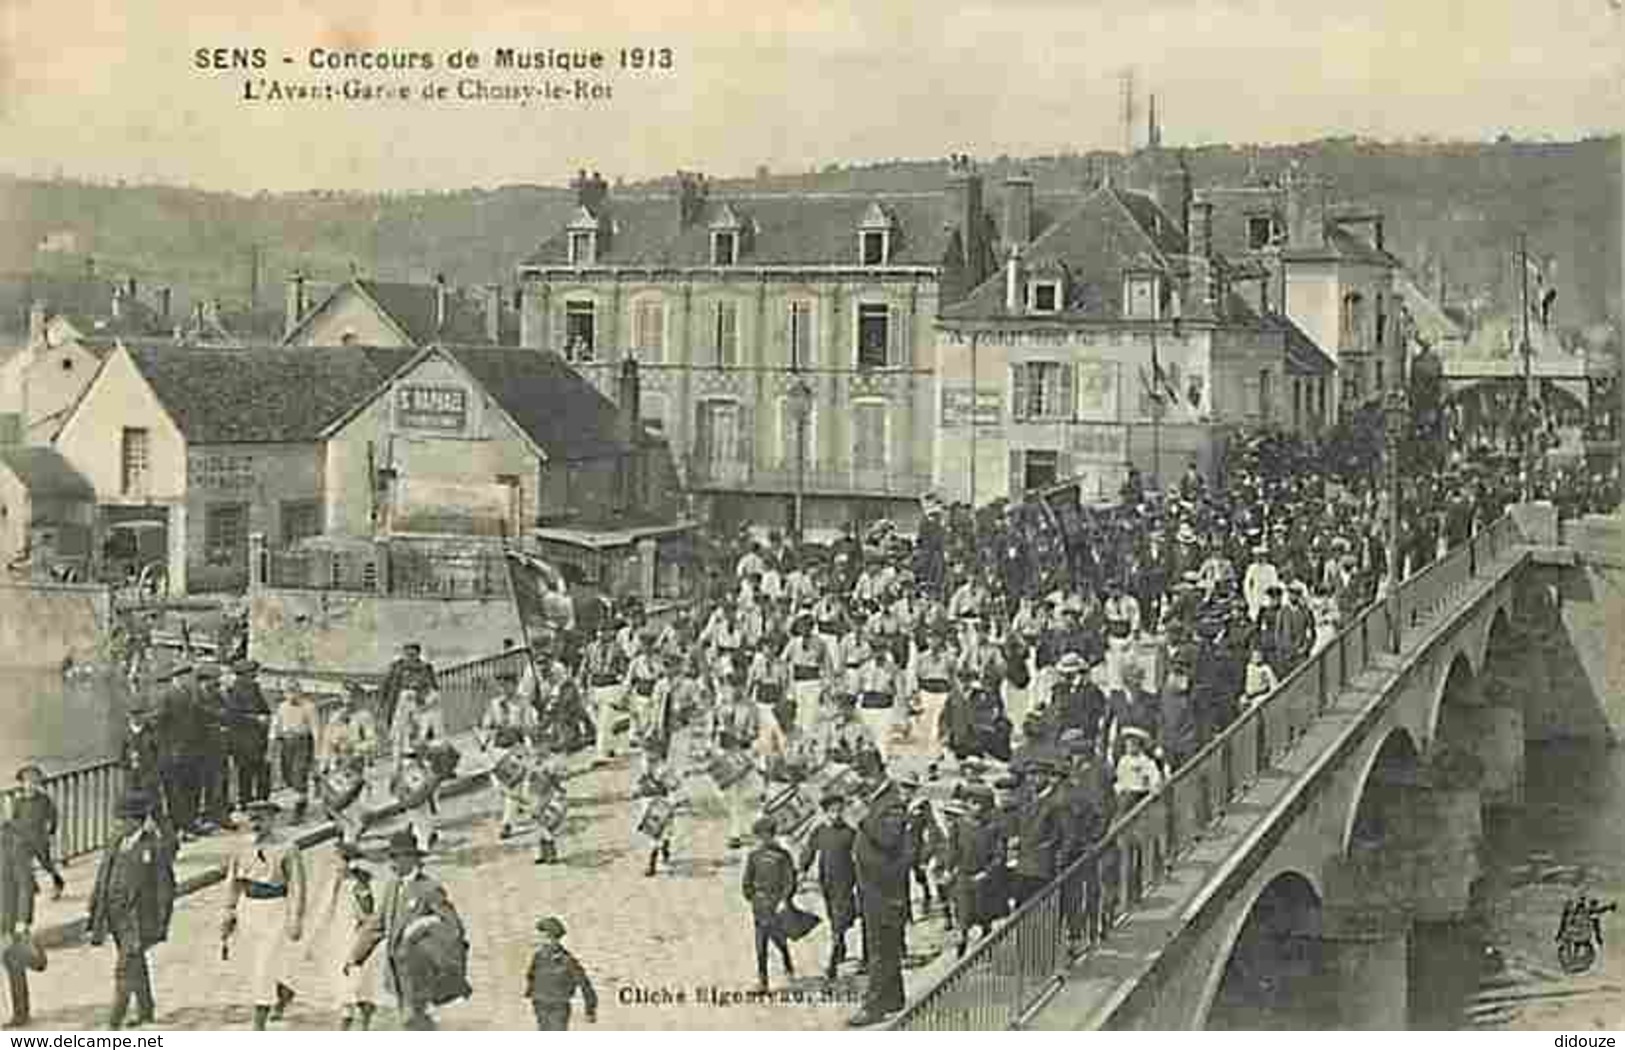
[
  {"left": 1424, "top": 650, "right": 1480, "bottom": 754},
  {"left": 1340, "top": 727, "right": 1423, "bottom": 858},
  {"left": 1197, "top": 869, "right": 1328, "bottom": 1030}
]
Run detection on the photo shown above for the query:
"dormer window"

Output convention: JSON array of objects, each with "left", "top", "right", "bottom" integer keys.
[
  {"left": 568, "top": 230, "right": 596, "bottom": 266},
  {"left": 858, "top": 201, "right": 895, "bottom": 267},
  {"left": 1124, "top": 273, "right": 1161, "bottom": 320},
  {"left": 1247, "top": 214, "right": 1284, "bottom": 251},
  {"left": 862, "top": 230, "right": 889, "bottom": 266},
  {"left": 712, "top": 230, "right": 738, "bottom": 267},
  {"left": 1029, "top": 280, "right": 1061, "bottom": 314}
]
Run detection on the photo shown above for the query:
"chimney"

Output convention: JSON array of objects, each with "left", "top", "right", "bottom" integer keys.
[
  {"left": 1372, "top": 217, "right": 1385, "bottom": 253},
  {"left": 618, "top": 356, "right": 641, "bottom": 444},
  {"left": 945, "top": 155, "right": 989, "bottom": 290},
  {"left": 485, "top": 284, "right": 502, "bottom": 343},
  {"left": 434, "top": 274, "right": 449, "bottom": 333},
  {"left": 675, "top": 171, "right": 708, "bottom": 230},
  {"left": 573, "top": 169, "right": 609, "bottom": 213},
  {"left": 1190, "top": 198, "right": 1214, "bottom": 259},
  {"left": 284, "top": 271, "right": 306, "bottom": 338},
  {"left": 126, "top": 276, "right": 137, "bottom": 301},
  {"left": 1154, "top": 152, "right": 1192, "bottom": 239},
  {"left": 1003, "top": 173, "right": 1034, "bottom": 251},
  {"left": 84, "top": 256, "right": 95, "bottom": 279},
  {"left": 1004, "top": 246, "right": 1023, "bottom": 315},
  {"left": 1283, "top": 166, "right": 1326, "bottom": 250},
  {"left": 111, "top": 283, "right": 124, "bottom": 319},
  {"left": 26, "top": 301, "right": 46, "bottom": 346},
  {"left": 157, "top": 287, "right": 171, "bottom": 325}
]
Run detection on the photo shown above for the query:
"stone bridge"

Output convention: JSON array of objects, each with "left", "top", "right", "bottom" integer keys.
[{"left": 897, "top": 506, "right": 1625, "bottom": 1031}]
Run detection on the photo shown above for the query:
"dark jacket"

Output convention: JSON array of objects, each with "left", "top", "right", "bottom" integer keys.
[
  {"left": 10, "top": 792, "right": 56, "bottom": 851},
  {"left": 741, "top": 842, "right": 797, "bottom": 918},
  {"left": 223, "top": 678, "right": 271, "bottom": 747},
  {"left": 525, "top": 944, "right": 597, "bottom": 1011},
  {"left": 88, "top": 826, "right": 176, "bottom": 949},
  {"left": 0, "top": 818, "right": 36, "bottom": 932},
  {"left": 799, "top": 821, "right": 857, "bottom": 930},
  {"left": 1013, "top": 786, "right": 1064, "bottom": 881},
  {"left": 854, "top": 790, "right": 911, "bottom": 923}
]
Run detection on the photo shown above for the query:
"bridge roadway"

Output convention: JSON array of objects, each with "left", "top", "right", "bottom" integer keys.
[
  {"left": 19, "top": 756, "right": 957, "bottom": 1031},
  {"left": 892, "top": 511, "right": 1556, "bottom": 1031}
]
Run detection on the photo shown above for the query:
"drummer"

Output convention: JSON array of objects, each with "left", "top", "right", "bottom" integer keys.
[
  {"left": 714, "top": 669, "right": 764, "bottom": 849},
  {"left": 390, "top": 688, "right": 448, "bottom": 852},
  {"left": 221, "top": 800, "right": 307, "bottom": 1030},
  {"left": 318, "top": 688, "right": 379, "bottom": 845},
  {"left": 480, "top": 670, "right": 538, "bottom": 753}
]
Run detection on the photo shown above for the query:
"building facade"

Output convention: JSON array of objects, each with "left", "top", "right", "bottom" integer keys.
[{"left": 516, "top": 165, "right": 1006, "bottom": 535}]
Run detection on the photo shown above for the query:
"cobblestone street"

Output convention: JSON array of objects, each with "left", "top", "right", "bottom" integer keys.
[{"left": 19, "top": 757, "right": 956, "bottom": 1030}]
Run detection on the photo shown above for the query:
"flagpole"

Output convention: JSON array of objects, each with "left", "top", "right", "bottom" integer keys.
[
  {"left": 1151, "top": 326, "right": 1162, "bottom": 491},
  {"left": 501, "top": 548, "right": 545, "bottom": 700}
]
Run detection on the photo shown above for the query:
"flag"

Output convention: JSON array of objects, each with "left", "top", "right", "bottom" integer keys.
[{"left": 503, "top": 549, "right": 575, "bottom": 652}]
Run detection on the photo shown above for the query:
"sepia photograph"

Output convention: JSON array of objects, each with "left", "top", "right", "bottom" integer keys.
[{"left": 0, "top": 0, "right": 1620, "bottom": 1033}]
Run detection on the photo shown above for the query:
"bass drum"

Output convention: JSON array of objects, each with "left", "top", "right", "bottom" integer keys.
[
  {"left": 318, "top": 763, "right": 366, "bottom": 813},
  {"left": 1559, "top": 937, "right": 1597, "bottom": 975},
  {"left": 392, "top": 756, "right": 437, "bottom": 809},
  {"left": 492, "top": 750, "right": 529, "bottom": 790}
]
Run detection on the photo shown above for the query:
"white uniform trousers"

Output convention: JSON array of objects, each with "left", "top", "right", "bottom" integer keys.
[
  {"left": 791, "top": 678, "right": 823, "bottom": 738},
  {"left": 590, "top": 684, "right": 625, "bottom": 760},
  {"left": 238, "top": 895, "right": 293, "bottom": 1007}
]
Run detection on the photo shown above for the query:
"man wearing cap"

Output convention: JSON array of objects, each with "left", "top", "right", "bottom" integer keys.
[
  {"left": 87, "top": 794, "right": 176, "bottom": 1029},
  {"left": 1050, "top": 653, "right": 1106, "bottom": 752},
  {"left": 798, "top": 792, "right": 859, "bottom": 985},
  {"left": 849, "top": 778, "right": 909, "bottom": 1026},
  {"left": 10, "top": 766, "right": 62, "bottom": 902},
  {"left": 1243, "top": 544, "right": 1280, "bottom": 622},
  {"left": 1057, "top": 735, "right": 1110, "bottom": 946},
  {"left": 740, "top": 817, "right": 798, "bottom": 993},
  {"left": 155, "top": 669, "right": 206, "bottom": 836},
  {"left": 910, "top": 630, "right": 954, "bottom": 761},
  {"left": 582, "top": 625, "right": 630, "bottom": 764},
  {"left": 221, "top": 801, "right": 307, "bottom": 1029},
  {"left": 194, "top": 664, "right": 231, "bottom": 828},
  {"left": 897, "top": 774, "right": 944, "bottom": 925},
  {"left": 1010, "top": 762, "right": 1065, "bottom": 907},
  {"left": 943, "top": 784, "right": 1005, "bottom": 958},
  {"left": 1, "top": 792, "right": 38, "bottom": 1028},
  {"left": 349, "top": 829, "right": 468, "bottom": 1030},
  {"left": 782, "top": 616, "right": 833, "bottom": 739},
  {"left": 525, "top": 916, "right": 597, "bottom": 1030},
  {"left": 224, "top": 661, "right": 272, "bottom": 807}
]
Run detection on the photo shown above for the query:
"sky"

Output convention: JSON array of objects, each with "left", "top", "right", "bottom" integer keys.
[{"left": 0, "top": 0, "right": 1620, "bottom": 194}]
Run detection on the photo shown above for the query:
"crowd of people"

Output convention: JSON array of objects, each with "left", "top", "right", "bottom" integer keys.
[{"left": 4, "top": 425, "right": 1619, "bottom": 1032}]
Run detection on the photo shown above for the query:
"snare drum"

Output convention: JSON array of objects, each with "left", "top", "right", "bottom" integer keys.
[
  {"left": 318, "top": 763, "right": 365, "bottom": 813},
  {"left": 392, "top": 756, "right": 436, "bottom": 808},
  {"left": 493, "top": 750, "right": 529, "bottom": 791},
  {"left": 636, "top": 797, "right": 675, "bottom": 840},
  {"left": 536, "top": 792, "right": 568, "bottom": 833},
  {"left": 708, "top": 750, "right": 753, "bottom": 790}
]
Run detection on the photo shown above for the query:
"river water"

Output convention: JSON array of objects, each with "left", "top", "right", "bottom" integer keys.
[{"left": 1446, "top": 738, "right": 1625, "bottom": 1030}]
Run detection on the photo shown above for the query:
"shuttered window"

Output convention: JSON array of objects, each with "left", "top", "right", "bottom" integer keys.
[
  {"left": 632, "top": 299, "right": 665, "bottom": 363},
  {"left": 1011, "top": 362, "right": 1075, "bottom": 421},
  {"left": 712, "top": 301, "right": 739, "bottom": 367},
  {"left": 788, "top": 300, "right": 813, "bottom": 369},
  {"left": 856, "top": 303, "right": 897, "bottom": 368}
]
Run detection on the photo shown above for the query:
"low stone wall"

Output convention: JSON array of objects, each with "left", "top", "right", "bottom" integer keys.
[{"left": 248, "top": 586, "right": 522, "bottom": 676}]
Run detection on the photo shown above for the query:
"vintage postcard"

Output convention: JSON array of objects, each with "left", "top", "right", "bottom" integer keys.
[{"left": 0, "top": 0, "right": 1621, "bottom": 1033}]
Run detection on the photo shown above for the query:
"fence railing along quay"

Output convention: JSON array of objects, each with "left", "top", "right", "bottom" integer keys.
[
  {"left": 889, "top": 511, "right": 1525, "bottom": 1031},
  {"left": 1, "top": 756, "right": 130, "bottom": 864}
]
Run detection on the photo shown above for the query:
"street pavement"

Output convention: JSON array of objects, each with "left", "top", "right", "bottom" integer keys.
[{"left": 17, "top": 755, "right": 958, "bottom": 1031}]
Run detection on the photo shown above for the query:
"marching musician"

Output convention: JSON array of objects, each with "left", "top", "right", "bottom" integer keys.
[
  {"left": 318, "top": 688, "right": 378, "bottom": 845},
  {"left": 270, "top": 691, "right": 321, "bottom": 822},
  {"left": 782, "top": 615, "right": 833, "bottom": 738},
  {"left": 854, "top": 643, "right": 901, "bottom": 762},
  {"left": 911, "top": 630, "right": 955, "bottom": 761},
  {"left": 633, "top": 756, "right": 679, "bottom": 878},
  {"left": 390, "top": 689, "right": 448, "bottom": 852},
  {"left": 714, "top": 671, "right": 764, "bottom": 849},
  {"left": 582, "top": 625, "right": 630, "bottom": 766},
  {"left": 623, "top": 639, "right": 664, "bottom": 763},
  {"left": 220, "top": 801, "right": 307, "bottom": 1030}
]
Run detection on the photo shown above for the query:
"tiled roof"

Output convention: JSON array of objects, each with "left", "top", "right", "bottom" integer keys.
[
  {"left": 121, "top": 341, "right": 414, "bottom": 444},
  {"left": 439, "top": 345, "right": 628, "bottom": 462},
  {"left": 287, "top": 279, "right": 515, "bottom": 347},
  {"left": 0, "top": 446, "right": 94, "bottom": 500},
  {"left": 943, "top": 186, "right": 1188, "bottom": 321},
  {"left": 519, "top": 186, "right": 1080, "bottom": 271},
  {"left": 0, "top": 275, "right": 169, "bottom": 340},
  {"left": 1270, "top": 314, "right": 1337, "bottom": 375}
]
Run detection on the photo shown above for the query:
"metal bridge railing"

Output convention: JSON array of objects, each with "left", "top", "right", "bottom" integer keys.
[{"left": 890, "top": 511, "right": 1526, "bottom": 1030}]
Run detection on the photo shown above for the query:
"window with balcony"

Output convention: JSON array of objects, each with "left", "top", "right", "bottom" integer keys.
[
  {"left": 563, "top": 300, "right": 596, "bottom": 362},
  {"left": 120, "top": 427, "right": 149, "bottom": 495},
  {"left": 632, "top": 298, "right": 665, "bottom": 363},
  {"left": 1011, "top": 361, "right": 1075, "bottom": 421},
  {"left": 856, "top": 303, "right": 894, "bottom": 369}
]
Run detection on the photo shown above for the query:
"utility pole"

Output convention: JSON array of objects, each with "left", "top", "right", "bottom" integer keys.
[
  {"left": 1383, "top": 301, "right": 1407, "bottom": 654},
  {"left": 1519, "top": 232, "right": 1535, "bottom": 498},
  {"left": 969, "top": 332, "right": 979, "bottom": 504},
  {"left": 1150, "top": 326, "right": 1163, "bottom": 490}
]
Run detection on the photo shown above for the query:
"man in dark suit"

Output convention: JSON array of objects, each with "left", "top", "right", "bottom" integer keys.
[
  {"left": 87, "top": 794, "right": 176, "bottom": 1029},
  {"left": 798, "top": 792, "right": 858, "bottom": 985},
  {"left": 223, "top": 660, "right": 271, "bottom": 806},
  {"left": 1, "top": 797, "right": 39, "bottom": 1028},
  {"left": 348, "top": 828, "right": 468, "bottom": 1030},
  {"left": 849, "top": 779, "right": 910, "bottom": 1026}
]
